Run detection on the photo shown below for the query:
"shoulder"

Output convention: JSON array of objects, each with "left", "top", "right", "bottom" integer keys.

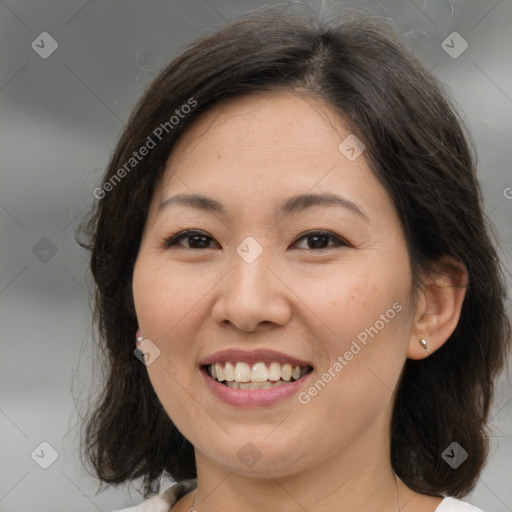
[
  {"left": 110, "top": 479, "right": 198, "bottom": 512},
  {"left": 436, "top": 497, "right": 486, "bottom": 512}
]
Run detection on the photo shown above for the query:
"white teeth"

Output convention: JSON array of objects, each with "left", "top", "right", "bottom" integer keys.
[
  {"left": 251, "top": 362, "right": 268, "bottom": 382},
  {"left": 210, "top": 361, "right": 309, "bottom": 384},
  {"left": 268, "top": 362, "right": 281, "bottom": 381},
  {"left": 281, "top": 363, "right": 292, "bottom": 381},
  {"left": 235, "top": 362, "right": 251, "bottom": 382},
  {"left": 224, "top": 361, "right": 235, "bottom": 381},
  {"left": 216, "top": 363, "right": 225, "bottom": 382},
  {"left": 226, "top": 381, "right": 287, "bottom": 389}
]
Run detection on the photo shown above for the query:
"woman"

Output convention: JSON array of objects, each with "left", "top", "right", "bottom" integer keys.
[{"left": 78, "top": 9, "right": 511, "bottom": 512}]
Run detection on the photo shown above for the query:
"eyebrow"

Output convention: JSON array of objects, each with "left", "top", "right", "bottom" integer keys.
[{"left": 158, "top": 192, "right": 368, "bottom": 220}]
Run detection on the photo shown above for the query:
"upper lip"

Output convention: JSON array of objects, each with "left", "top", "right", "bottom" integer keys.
[{"left": 199, "top": 349, "right": 313, "bottom": 368}]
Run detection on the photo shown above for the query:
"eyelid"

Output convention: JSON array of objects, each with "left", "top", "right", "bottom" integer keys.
[
  {"left": 293, "top": 230, "right": 350, "bottom": 249},
  {"left": 163, "top": 229, "right": 350, "bottom": 250},
  {"left": 163, "top": 229, "right": 216, "bottom": 248}
]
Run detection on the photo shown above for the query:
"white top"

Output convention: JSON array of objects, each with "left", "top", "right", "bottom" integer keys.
[{"left": 111, "top": 479, "right": 485, "bottom": 512}]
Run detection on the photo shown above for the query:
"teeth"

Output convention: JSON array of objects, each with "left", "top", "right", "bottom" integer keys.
[
  {"left": 234, "top": 362, "right": 251, "bottom": 382},
  {"left": 226, "top": 381, "right": 288, "bottom": 390},
  {"left": 224, "top": 361, "right": 235, "bottom": 381},
  {"left": 251, "top": 362, "right": 268, "bottom": 382},
  {"left": 268, "top": 362, "right": 281, "bottom": 381},
  {"left": 216, "top": 363, "right": 225, "bottom": 382},
  {"left": 281, "top": 363, "right": 292, "bottom": 381},
  {"left": 210, "top": 361, "right": 309, "bottom": 384}
]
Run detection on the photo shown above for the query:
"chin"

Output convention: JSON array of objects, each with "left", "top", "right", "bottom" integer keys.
[{"left": 195, "top": 430, "right": 310, "bottom": 477}]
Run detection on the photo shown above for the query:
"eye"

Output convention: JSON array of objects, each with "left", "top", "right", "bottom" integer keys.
[
  {"left": 292, "top": 230, "right": 349, "bottom": 250},
  {"left": 164, "top": 230, "right": 219, "bottom": 249},
  {"left": 163, "top": 229, "right": 348, "bottom": 251}
]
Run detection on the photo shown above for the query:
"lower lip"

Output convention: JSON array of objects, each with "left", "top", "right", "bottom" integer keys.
[{"left": 200, "top": 367, "right": 312, "bottom": 407}]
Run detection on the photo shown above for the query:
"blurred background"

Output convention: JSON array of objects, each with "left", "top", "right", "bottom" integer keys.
[{"left": 1, "top": 1, "right": 511, "bottom": 511}]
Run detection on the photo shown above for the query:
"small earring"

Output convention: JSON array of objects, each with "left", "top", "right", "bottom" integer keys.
[
  {"left": 419, "top": 338, "right": 430, "bottom": 353},
  {"left": 136, "top": 331, "right": 143, "bottom": 345}
]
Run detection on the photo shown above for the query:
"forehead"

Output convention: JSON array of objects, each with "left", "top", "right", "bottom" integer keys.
[
  {"left": 165, "top": 91, "right": 350, "bottom": 173},
  {"left": 152, "top": 91, "right": 398, "bottom": 228}
]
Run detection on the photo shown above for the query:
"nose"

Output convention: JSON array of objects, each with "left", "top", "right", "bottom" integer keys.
[{"left": 211, "top": 249, "right": 292, "bottom": 333}]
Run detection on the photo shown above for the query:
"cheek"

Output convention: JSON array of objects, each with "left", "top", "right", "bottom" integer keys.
[
  {"left": 132, "top": 257, "right": 209, "bottom": 431},
  {"left": 299, "top": 264, "right": 411, "bottom": 406},
  {"left": 301, "top": 265, "right": 407, "bottom": 348},
  {"left": 133, "top": 255, "right": 210, "bottom": 342},
  {"left": 132, "top": 256, "right": 218, "bottom": 402}
]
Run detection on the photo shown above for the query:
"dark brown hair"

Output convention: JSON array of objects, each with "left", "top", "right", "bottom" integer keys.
[{"left": 77, "top": 8, "right": 511, "bottom": 500}]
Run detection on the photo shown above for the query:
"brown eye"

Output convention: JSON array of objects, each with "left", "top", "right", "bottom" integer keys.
[
  {"left": 293, "top": 231, "right": 348, "bottom": 250},
  {"left": 163, "top": 229, "right": 348, "bottom": 251},
  {"left": 164, "top": 230, "right": 218, "bottom": 249}
]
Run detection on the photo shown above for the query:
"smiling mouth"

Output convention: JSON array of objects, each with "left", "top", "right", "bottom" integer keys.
[{"left": 203, "top": 361, "right": 313, "bottom": 389}]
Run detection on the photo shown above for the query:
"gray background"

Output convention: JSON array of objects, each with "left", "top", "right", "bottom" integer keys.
[{"left": 1, "top": 1, "right": 511, "bottom": 511}]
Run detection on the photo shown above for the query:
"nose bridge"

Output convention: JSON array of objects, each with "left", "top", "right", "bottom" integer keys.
[
  {"left": 213, "top": 237, "right": 290, "bottom": 330},
  {"left": 230, "top": 236, "right": 274, "bottom": 302}
]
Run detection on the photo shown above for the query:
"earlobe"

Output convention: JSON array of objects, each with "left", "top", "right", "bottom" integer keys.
[
  {"left": 407, "top": 257, "right": 468, "bottom": 360},
  {"left": 408, "top": 337, "right": 432, "bottom": 360},
  {"left": 418, "top": 338, "right": 430, "bottom": 353}
]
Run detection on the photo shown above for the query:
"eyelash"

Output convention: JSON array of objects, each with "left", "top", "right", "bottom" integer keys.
[{"left": 163, "top": 229, "right": 349, "bottom": 251}]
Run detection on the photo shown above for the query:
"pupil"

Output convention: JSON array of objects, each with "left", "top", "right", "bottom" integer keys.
[
  {"left": 191, "top": 235, "right": 209, "bottom": 248},
  {"left": 309, "top": 234, "right": 328, "bottom": 249}
]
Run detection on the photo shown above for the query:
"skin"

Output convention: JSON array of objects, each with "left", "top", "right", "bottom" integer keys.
[{"left": 132, "top": 91, "right": 467, "bottom": 512}]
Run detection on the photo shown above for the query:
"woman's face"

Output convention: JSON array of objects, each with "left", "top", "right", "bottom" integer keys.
[{"left": 132, "top": 92, "right": 417, "bottom": 477}]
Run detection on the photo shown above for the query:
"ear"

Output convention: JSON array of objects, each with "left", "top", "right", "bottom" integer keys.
[{"left": 407, "top": 256, "right": 468, "bottom": 360}]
